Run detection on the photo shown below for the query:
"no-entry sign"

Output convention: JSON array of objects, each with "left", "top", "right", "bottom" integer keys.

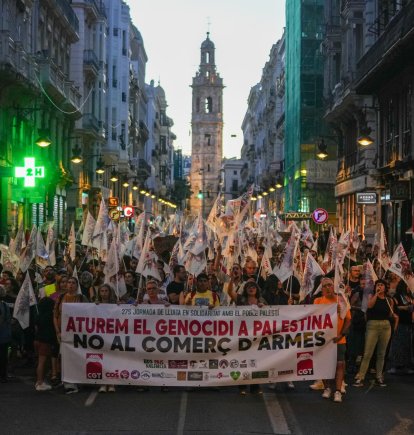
[{"left": 312, "top": 208, "right": 328, "bottom": 224}]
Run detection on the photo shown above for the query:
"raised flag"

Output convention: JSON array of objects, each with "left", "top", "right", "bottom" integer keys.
[
  {"left": 13, "top": 272, "right": 37, "bottom": 329},
  {"left": 300, "top": 252, "right": 324, "bottom": 302},
  {"left": 68, "top": 222, "right": 76, "bottom": 261},
  {"left": 19, "top": 226, "right": 37, "bottom": 273},
  {"left": 45, "top": 224, "right": 56, "bottom": 266},
  {"left": 35, "top": 230, "right": 49, "bottom": 269},
  {"left": 81, "top": 212, "right": 96, "bottom": 247}
]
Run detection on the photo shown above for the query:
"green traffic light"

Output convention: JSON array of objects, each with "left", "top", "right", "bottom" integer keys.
[{"left": 197, "top": 190, "right": 203, "bottom": 199}]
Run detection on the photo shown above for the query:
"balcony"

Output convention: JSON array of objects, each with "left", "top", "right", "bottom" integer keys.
[
  {"left": 83, "top": 49, "right": 99, "bottom": 79},
  {"left": 38, "top": 59, "right": 66, "bottom": 103},
  {"left": 47, "top": 0, "right": 79, "bottom": 42},
  {"left": 62, "top": 81, "right": 82, "bottom": 117},
  {"left": 81, "top": 113, "right": 100, "bottom": 136},
  {"left": 136, "top": 158, "right": 151, "bottom": 179},
  {"left": 0, "top": 31, "right": 35, "bottom": 85},
  {"left": 355, "top": 1, "right": 414, "bottom": 93}
]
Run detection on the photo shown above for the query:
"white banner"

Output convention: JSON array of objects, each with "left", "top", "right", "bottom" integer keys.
[{"left": 62, "top": 304, "right": 337, "bottom": 386}]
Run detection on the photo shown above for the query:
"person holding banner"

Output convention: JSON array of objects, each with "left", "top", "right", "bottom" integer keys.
[
  {"left": 314, "top": 277, "right": 351, "bottom": 403},
  {"left": 95, "top": 284, "right": 117, "bottom": 393},
  {"left": 182, "top": 273, "right": 220, "bottom": 308},
  {"left": 353, "top": 279, "right": 396, "bottom": 388},
  {"left": 54, "top": 276, "right": 87, "bottom": 394},
  {"left": 229, "top": 280, "right": 267, "bottom": 395}
]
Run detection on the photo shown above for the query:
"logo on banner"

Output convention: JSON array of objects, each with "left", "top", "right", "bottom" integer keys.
[
  {"left": 141, "top": 371, "right": 151, "bottom": 381},
  {"left": 209, "top": 360, "right": 219, "bottom": 369},
  {"left": 177, "top": 371, "right": 187, "bottom": 381},
  {"left": 297, "top": 351, "right": 314, "bottom": 376},
  {"left": 219, "top": 359, "right": 229, "bottom": 369},
  {"left": 188, "top": 371, "right": 203, "bottom": 381},
  {"left": 86, "top": 353, "right": 103, "bottom": 379},
  {"left": 144, "top": 359, "right": 166, "bottom": 369},
  {"left": 252, "top": 371, "right": 269, "bottom": 379},
  {"left": 131, "top": 370, "right": 140, "bottom": 380},
  {"left": 120, "top": 370, "right": 130, "bottom": 379},
  {"left": 168, "top": 360, "right": 188, "bottom": 369},
  {"left": 230, "top": 371, "right": 241, "bottom": 381}
]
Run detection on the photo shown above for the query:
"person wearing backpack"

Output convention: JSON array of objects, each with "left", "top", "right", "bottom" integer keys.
[
  {"left": 0, "top": 285, "right": 12, "bottom": 383},
  {"left": 183, "top": 273, "right": 220, "bottom": 308}
]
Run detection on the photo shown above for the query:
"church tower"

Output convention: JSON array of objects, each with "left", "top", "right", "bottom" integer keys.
[{"left": 189, "top": 32, "right": 224, "bottom": 217}]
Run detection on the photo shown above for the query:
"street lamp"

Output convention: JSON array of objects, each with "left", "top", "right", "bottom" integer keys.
[
  {"left": 357, "top": 125, "right": 374, "bottom": 146},
  {"left": 109, "top": 168, "right": 119, "bottom": 182},
  {"left": 95, "top": 157, "right": 105, "bottom": 174},
  {"left": 70, "top": 144, "right": 83, "bottom": 164},
  {"left": 316, "top": 139, "right": 329, "bottom": 159},
  {"left": 35, "top": 129, "right": 52, "bottom": 148}
]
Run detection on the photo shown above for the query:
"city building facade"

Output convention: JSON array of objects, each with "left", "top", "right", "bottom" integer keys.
[
  {"left": 285, "top": 0, "right": 336, "bottom": 221},
  {"left": 241, "top": 35, "right": 286, "bottom": 217},
  {"left": 323, "top": 0, "right": 414, "bottom": 250},
  {"left": 0, "top": 0, "right": 82, "bottom": 241}
]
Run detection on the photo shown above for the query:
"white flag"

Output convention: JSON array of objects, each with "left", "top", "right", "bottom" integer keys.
[
  {"left": 92, "top": 198, "right": 109, "bottom": 239},
  {"left": 72, "top": 266, "right": 83, "bottom": 295},
  {"left": 389, "top": 243, "right": 414, "bottom": 289},
  {"left": 10, "top": 220, "right": 25, "bottom": 257},
  {"left": 45, "top": 224, "right": 56, "bottom": 266},
  {"left": 19, "top": 226, "right": 37, "bottom": 273},
  {"left": 13, "top": 272, "right": 37, "bottom": 329},
  {"left": 35, "top": 230, "right": 49, "bottom": 269},
  {"left": 300, "top": 252, "right": 324, "bottom": 302},
  {"left": 273, "top": 234, "right": 298, "bottom": 283},
  {"left": 81, "top": 212, "right": 96, "bottom": 247},
  {"left": 68, "top": 222, "right": 76, "bottom": 261},
  {"left": 103, "top": 237, "right": 119, "bottom": 278}
]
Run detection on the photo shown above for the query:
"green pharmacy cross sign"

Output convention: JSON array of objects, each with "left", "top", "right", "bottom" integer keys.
[{"left": 15, "top": 157, "right": 45, "bottom": 187}]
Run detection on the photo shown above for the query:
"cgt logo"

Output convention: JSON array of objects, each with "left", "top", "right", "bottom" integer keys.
[
  {"left": 86, "top": 353, "right": 103, "bottom": 380},
  {"left": 297, "top": 351, "right": 314, "bottom": 376}
]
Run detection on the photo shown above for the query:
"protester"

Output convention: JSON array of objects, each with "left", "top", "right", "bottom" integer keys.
[
  {"left": 182, "top": 273, "right": 220, "bottom": 308},
  {"left": 314, "top": 277, "right": 351, "bottom": 403},
  {"left": 0, "top": 285, "right": 11, "bottom": 383},
  {"left": 54, "top": 276, "right": 87, "bottom": 394},
  {"left": 95, "top": 284, "right": 117, "bottom": 393},
  {"left": 353, "top": 279, "right": 397, "bottom": 388},
  {"left": 166, "top": 265, "right": 186, "bottom": 304},
  {"left": 34, "top": 294, "right": 58, "bottom": 391}
]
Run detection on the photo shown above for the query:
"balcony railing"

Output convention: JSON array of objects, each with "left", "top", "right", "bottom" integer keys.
[
  {"left": 83, "top": 49, "right": 99, "bottom": 74},
  {"left": 0, "top": 31, "right": 34, "bottom": 83},
  {"left": 82, "top": 113, "right": 99, "bottom": 132},
  {"left": 52, "top": 0, "right": 79, "bottom": 35}
]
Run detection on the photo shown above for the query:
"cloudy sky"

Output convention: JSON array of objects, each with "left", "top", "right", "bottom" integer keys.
[{"left": 127, "top": 0, "right": 285, "bottom": 157}]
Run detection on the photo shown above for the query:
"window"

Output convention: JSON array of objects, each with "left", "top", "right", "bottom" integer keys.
[
  {"left": 206, "top": 52, "right": 210, "bottom": 63},
  {"left": 205, "top": 97, "right": 212, "bottom": 113},
  {"left": 160, "top": 135, "right": 167, "bottom": 154},
  {"left": 233, "top": 170, "right": 237, "bottom": 175},
  {"left": 205, "top": 134, "right": 211, "bottom": 145},
  {"left": 113, "top": 28, "right": 118, "bottom": 36},
  {"left": 121, "top": 92, "right": 126, "bottom": 102},
  {"left": 232, "top": 180, "right": 238, "bottom": 192},
  {"left": 196, "top": 97, "right": 200, "bottom": 113},
  {"left": 207, "top": 164, "right": 211, "bottom": 172}
]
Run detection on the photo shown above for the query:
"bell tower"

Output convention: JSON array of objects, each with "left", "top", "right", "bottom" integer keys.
[{"left": 189, "top": 32, "right": 224, "bottom": 217}]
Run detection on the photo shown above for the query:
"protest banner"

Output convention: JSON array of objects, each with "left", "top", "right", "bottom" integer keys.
[{"left": 61, "top": 304, "right": 337, "bottom": 386}]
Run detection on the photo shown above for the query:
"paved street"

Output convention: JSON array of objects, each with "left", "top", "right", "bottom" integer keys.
[{"left": 1, "top": 371, "right": 413, "bottom": 434}]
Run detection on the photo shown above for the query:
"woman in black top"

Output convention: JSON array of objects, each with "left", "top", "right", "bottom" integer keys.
[
  {"left": 387, "top": 279, "right": 414, "bottom": 374},
  {"left": 353, "top": 279, "right": 397, "bottom": 387}
]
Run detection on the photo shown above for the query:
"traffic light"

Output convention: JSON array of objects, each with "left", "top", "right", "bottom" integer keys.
[{"left": 197, "top": 190, "right": 203, "bottom": 199}]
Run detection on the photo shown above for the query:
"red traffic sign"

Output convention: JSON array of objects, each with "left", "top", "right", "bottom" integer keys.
[
  {"left": 123, "top": 206, "right": 134, "bottom": 218},
  {"left": 312, "top": 208, "right": 328, "bottom": 224}
]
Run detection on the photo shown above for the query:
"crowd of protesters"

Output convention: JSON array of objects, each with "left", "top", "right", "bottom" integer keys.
[{"left": 0, "top": 223, "right": 413, "bottom": 405}]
